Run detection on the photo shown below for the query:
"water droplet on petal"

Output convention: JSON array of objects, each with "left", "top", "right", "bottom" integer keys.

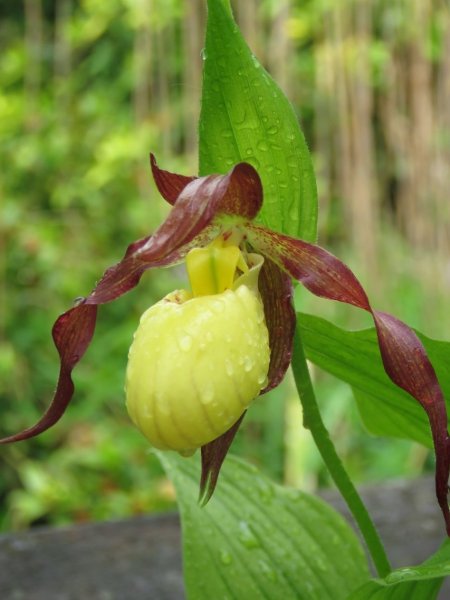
[
  {"left": 225, "top": 360, "right": 234, "bottom": 377},
  {"left": 257, "top": 373, "right": 268, "bottom": 387},
  {"left": 244, "top": 356, "right": 254, "bottom": 372},
  {"left": 212, "top": 300, "right": 224, "bottom": 313},
  {"left": 200, "top": 384, "right": 215, "bottom": 405},
  {"left": 179, "top": 335, "right": 192, "bottom": 352}
]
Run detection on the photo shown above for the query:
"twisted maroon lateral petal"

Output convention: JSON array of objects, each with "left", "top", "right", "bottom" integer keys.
[
  {"left": 199, "top": 413, "right": 246, "bottom": 505},
  {"left": 258, "top": 256, "right": 295, "bottom": 393},
  {"left": 0, "top": 161, "right": 263, "bottom": 444},
  {"left": 0, "top": 304, "right": 97, "bottom": 443},
  {"left": 373, "top": 311, "right": 450, "bottom": 533},
  {"left": 150, "top": 153, "right": 196, "bottom": 205},
  {"left": 247, "top": 223, "right": 450, "bottom": 535},
  {"left": 247, "top": 224, "right": 371, "bottom": 310}
]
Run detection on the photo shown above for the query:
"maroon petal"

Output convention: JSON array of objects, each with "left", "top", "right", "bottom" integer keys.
[
  {"left": 373, "top": 311, "right": 450, "bottom": 532},
  {"left": 0, "top": 304, "right": 97, "bottom": 443},
  {"left": 150, "top": 155, "right": 263, "bottom": 221},
  {"left": 199, "top": 413, "right": 246, "bottom": 505},
  {"left": 258, "top": 256, "right": 295, "bottom": 393},
  {"left": 247, "top": 223, "right": 450, "bottom": 535},
  {"left": 0, "top": 161, "right": 263, "bottom": 444},
  {"left": 150, "top": 153, "right": 196, "bottom": 205},
  {"left": 247, "top": 224, "right": 370, "bottom": 310}
]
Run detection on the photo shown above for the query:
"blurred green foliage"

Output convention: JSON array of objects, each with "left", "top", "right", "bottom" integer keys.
[{"left": 0, "top": 0, "right": 448, "bottom": 531}]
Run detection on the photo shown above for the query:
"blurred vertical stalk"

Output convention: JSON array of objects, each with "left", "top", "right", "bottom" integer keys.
[
  {"left": 349, "top": 0, "right": 377, "bottom": 276},
  {"left": 235, "top": 0, "right": 260, "bottom": 58},
  {"left": 331, "top": 0, "right": 378, "bottom": 277},
  {"left": 332, "top": 2, "right": 353, "bottom": 237},
  {"left": 267, "top": 0, "right": 291, "bottom": 96},
  {"left": 398, "top": 0, "right": 433, "bottom": 250},
  {"left": 154, "top": 22, "right": 171, "bottom": 155},
  {"left": 54, "top": 0, "right": 72, "bottom": 119},
  {"left": 183, "top": 0, "right": 203, "bottom": 156},
  {"left": 314, "top": 6, "right": 335, "bottom": 239},
  {"left": 133, "top": 0, "right": 152, "bottom": 196},
  {"left": 24, "top": 0, "right": 43, "bottom": 131},
  {"left": 435, "top": 8, "right": 450, "bottom": 260}
]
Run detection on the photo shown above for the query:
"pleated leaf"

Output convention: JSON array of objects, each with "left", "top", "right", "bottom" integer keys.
[
  {"left": 158, "top": 451, "right": 369, "bottom": 600},
  {"left": 200, "top": 0, "right": 318, "bottom": 241}
]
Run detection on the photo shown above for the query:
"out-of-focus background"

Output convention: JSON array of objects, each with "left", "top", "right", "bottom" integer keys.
[{"left": 1, "top": 0, "right": 449, "bottom": 531}]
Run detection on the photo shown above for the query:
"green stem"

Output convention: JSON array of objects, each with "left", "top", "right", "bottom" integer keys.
[{"left": 292, "top": 321, "right": 391, "bottom": 578}]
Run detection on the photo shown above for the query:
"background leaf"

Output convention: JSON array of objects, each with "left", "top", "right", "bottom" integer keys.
[
  {"left": 158, "top": 451, "right": 369, "bottom": 600},
  {"left": 348, "top": 539, "right": 450, "bottom": 599},
  {"left": 199, "top": 0, "right": 318, "bottom": 241},
  {"left": 297, "top": 312, "right": 450, "bottom": 447}
]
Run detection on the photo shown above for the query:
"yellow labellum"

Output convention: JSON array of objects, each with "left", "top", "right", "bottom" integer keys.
[{"left": 125, "top": 245, "right": 270, "bottom": 455}]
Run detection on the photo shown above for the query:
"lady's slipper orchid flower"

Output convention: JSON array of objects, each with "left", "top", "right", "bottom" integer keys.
[
  {"left": 1, "top": 156, "right": 449, "bottom": 528},
  {"left": 126, "top": 243, "right": 270, "bottom": 458}
]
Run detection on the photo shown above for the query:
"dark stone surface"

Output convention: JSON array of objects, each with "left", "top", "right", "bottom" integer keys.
[
  {"left": 0, "top": 513, "right": 184, "bottom": 600},
  {"left": 0, "top": 476, "right": 448, "bottom": 599},
  {"left": 320, "top": 475, "right": 445, "bottom": 569}
]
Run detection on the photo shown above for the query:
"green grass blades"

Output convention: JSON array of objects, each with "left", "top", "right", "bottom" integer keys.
[
  {"left": 157, "top": 451, "right": 368, "bottom": 600},
  {"left": 297, "top": 312, "right": 450, "bottom": 447},
  {"left": 348, "top": 539, "right": 450, "bottom": 599},
  {"left": 199, "top": 0, "right": 317, "bottom": 242}
]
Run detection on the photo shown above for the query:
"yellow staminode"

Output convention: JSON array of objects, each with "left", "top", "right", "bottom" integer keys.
[
  {"left": 125, "top": 239, "right": 270, "bottom": 456},
  {"left": 185, "top": 237, "right": 248, "bottom": 297}
]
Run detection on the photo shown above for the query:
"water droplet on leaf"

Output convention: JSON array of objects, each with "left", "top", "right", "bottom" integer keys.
[
  {"left": 259, "top": 560, "right": 278, "bottom": 582},
  {"left": 257, "top": 140, "right": 269, "bottom": 152},
  {"left": 238, "top": 521, "right": 260, "bottom": 549},
  {"left": 219, "top": 549, "right": 233, "bottom": 565}
]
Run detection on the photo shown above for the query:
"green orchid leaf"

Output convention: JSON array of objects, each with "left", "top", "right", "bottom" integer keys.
[
  {"left": 348, "top": 539, "right": 450, "bottom": 599},
  {"left": 157, "top": 451, "right": 369, "bottom": 600},
  {"left": 297, "top": 312, "right": 450, "bottom": 447},
  {"left": 200, "top": 0, "right": 318, "bottom": 242}
]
